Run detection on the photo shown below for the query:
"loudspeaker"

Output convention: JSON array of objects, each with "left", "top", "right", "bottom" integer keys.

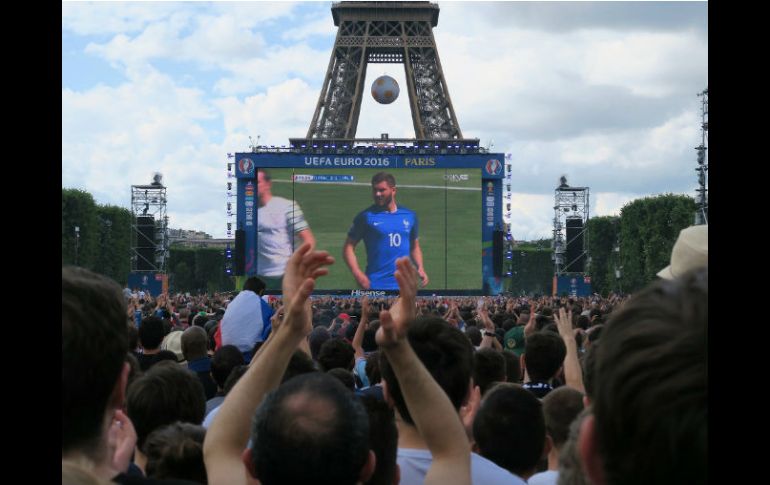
[
  {"left": 492, "top": 230, "right": 504, "bottom": 277},
  {"left": 565, "top": 218, "right": 585, "bottom": 273},
  {"left": 234, "top": 229, "right": 245, "bottom": 275},
  {"left": 136, "top": 216, "right": 156, "bottom": 271}
]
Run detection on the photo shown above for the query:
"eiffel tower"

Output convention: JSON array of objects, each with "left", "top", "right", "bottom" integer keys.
[{"left": 291, "top": 1, "right": 475, "bottom": 148}]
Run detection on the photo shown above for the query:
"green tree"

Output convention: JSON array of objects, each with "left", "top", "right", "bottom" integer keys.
[
  {"left": 63, "top": 187, "right": 238, "bottom": 291},
  {"left": 168, "top": 248, "right": 196, "bottom": 292},
  {"left": 62, "top": 189, "right": 99, "bottom": 269},
  {"left": 173, "top": 261, "right": 194, "bottom": 293},
  {"left": 95, "top": 205, "right": 133, "bottom": 285},
  {"left": 508, "top": 248, "right": 554, "bottom": 296},
  {"left": 195, "top": 248, "right": 226, "bottom": 293},
  {"left": 168, "top": 247, "right": 234, "bottom": 293},
  {"left": 618, "top": 194, "right": 696, "bottom": 292},
  {"left": 586, "top": 216, "right": 619, "bottom": 296}
]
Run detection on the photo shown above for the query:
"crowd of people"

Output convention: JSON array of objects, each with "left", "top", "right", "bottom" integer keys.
[{"left": 62, "top": 225, "right": 707, "bottom": 485}]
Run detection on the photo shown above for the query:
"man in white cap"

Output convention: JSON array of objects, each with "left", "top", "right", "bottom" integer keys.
[{"left": 657, "top": 225, "right": 708, "bottom": 279}]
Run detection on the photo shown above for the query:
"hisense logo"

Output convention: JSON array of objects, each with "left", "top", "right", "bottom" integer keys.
[{"left": 351, "top": 290, "right": 386, "bottom": 296}]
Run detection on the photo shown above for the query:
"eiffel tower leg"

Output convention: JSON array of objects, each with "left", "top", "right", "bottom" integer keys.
[
  {"left": 409, "top": 45, "right": 462, "bottom": 140},
  {"left": 403, "top": 34, "right": 426, "bottom": 139},
  {"left": 306, "top": 36, "right": 339, "bottom": 139},
  {"left": 307, "top": 21, "right": 367, "bottom": 140},
  {"left": 431, "top": 40, "right": 463, "bottom": 139},
  {"left": 345, "top": 46, "right": 368, "bottom": 139}
]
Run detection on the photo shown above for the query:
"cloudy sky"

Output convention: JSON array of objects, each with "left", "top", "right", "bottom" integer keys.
[{"left": 62, "top": 1, "right": 708, "bottom": 240}]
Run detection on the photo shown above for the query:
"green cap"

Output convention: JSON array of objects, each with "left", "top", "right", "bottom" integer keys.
[{"left": 504, "top": 325, "right": 526, "bottom": 357}]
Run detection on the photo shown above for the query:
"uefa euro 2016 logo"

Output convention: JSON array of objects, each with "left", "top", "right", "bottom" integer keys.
[
  {"left": 486, "top": 159, "right": 502, "bottom": 175},
  {"left": 238, "top": 158, "right": 254, "bottom": 175}
]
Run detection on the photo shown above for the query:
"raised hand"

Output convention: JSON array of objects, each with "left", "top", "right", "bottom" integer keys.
[
  {"left": 554, "top": 307, "right": 574, "bottom": 338},
  {"left": 376, "top": 257, "right": 471, "bottom": 485},
  {"left": 459, "top": 384, "right": 482, "bottom": 442},
  {"left": 524, "top": 303, "right": 537, "bottom": 336},
  {"left": 361, "top": 295, "right": 370, "bottom": 321},
  {"left": 479, "top": 307, "right": 495, "bottom": 332},
  {"left": 389, "top": 257, "right": 418, "bottom": 326},
  {"left": 282, "top": 243, "right": 334, "bottom": 336},
  {"left": 270, "top": 305, "right": 285, "bottom": 332},
  {"left": 108, "top": 409, "right": 137, "bottom": 474},
  {"left": 376, "top": 257, "right": 418, "bottom": 349},
  {"left": 553, "top": 306, "right": 585, "bottom": 393}
]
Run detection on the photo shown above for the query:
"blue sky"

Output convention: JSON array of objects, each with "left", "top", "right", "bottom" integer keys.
[{"left": 62, "top": 1, "right": 708, "bottom": 240}]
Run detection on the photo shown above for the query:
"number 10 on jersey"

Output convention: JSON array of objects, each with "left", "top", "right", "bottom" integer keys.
[{"left": 388, "top": 233, "right": 402, "bottom": 247}]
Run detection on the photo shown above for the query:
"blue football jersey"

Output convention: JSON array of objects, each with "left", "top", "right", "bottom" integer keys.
[{"left": 348, "top": 205, "right": 419, "bottom": 289}]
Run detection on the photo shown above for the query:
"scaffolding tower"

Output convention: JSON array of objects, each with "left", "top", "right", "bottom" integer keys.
[
  {"left": 694, "top": 88, "right": 708, "bottom": 225},
  {"left": 552, "top": 177, "right": 590, "bottom": 276},
  {"left": 131, "top": 174, "right": 169, "bottom": 273},
  {"left": 503, "top": 155, "right": 514, "bottom": 286}
]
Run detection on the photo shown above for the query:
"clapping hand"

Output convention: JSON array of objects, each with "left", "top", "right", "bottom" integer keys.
[
  {"left": 376, "top": 257, "right": 418, "bottom": 349},
  {"left": 282, "top": 243, "right": 334, "bottom": 336}
]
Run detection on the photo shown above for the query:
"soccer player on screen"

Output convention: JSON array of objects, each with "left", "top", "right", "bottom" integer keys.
[
  {"left": 343, "top": 172, "right": 429, "bottom": 290},
  {"left": 257, "top": 169, "right": 315, "bottom": 289}
]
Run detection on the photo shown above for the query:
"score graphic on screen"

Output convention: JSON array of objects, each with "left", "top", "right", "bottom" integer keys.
[{"left": 234, "top": 153, "right": 504, "bottom": 295}]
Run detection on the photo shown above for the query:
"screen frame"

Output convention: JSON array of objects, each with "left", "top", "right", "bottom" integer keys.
[{"left": 233, "top": 151, "right": 505, "bottom": 295}]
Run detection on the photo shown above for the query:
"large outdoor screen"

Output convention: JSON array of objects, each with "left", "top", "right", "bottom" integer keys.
[
  {"left": 235, "top": 151, "right": 505, "bottom": 294},
  {"left": 255, "top": 167, "right": 482, "bottom": 291}
]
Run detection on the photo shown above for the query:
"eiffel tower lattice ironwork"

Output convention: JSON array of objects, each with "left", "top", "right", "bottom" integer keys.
[{"left": 305, "top": 1, "right": 464, "bottom": 142}]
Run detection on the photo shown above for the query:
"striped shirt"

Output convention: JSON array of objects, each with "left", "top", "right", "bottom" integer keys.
[{"left": 257, "top": 196, "right": 309, "bottom": 276}]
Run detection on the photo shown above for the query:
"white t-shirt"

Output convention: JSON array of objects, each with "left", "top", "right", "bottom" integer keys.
[
  {"left": 397, "top": 448, "right": 526, "bottom": 485},
  {"left": 529, "top": 470, "right": 559, "bottom": 485},
  {"left": 257, "top": 196, "right": 309, "bottom": 277},
  {"left": 202, "top": 404, "right": 220, "bottom": 428},
  {"left": 220, "top": 290, "right": 264, "bottom": 353}
]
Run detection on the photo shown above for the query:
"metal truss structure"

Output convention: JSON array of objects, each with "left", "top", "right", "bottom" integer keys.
[
  {"left": 130, "top": 177, "right": 169, "bottom": 273},
  {"left": 503, "top": 157, "right": 514, "bottom": 281},
  {"left": 695, "top": 88, "right": 708, "bottom": 225},
  {"left": 552, "top": 178, "right": 590, "bottom": 276},
  {"left": 303, "top": 1, "right": 464, "bottom": 143}
]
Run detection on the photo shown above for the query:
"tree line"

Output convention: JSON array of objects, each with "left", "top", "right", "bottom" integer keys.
[
  {"left": 62, "top": 188, "right": 233, "bottom": 293},
  {"left": 509, "top": 194, "right": 697, "bottom": 296}
]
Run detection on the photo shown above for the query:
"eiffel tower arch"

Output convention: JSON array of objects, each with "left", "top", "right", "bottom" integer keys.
[{"left": 304, "top": 1, "right": 464, "bottom": 142}]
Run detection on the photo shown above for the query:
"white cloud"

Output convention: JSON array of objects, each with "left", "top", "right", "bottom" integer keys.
[
  {"left": 62, "top": 65, "right": 224, "bottom": 226},
  {"left": 84, "top": 12, "right": 267, "bottom": 69},
  {"left": 582, "top": 30, "right": 708, "bottom": 98},
  {"left": 438, "top": 25, "right": 705, "bottom": 143},
  {"left": 501, "top": 104, "right": 700, "bottom": 197},
  {"left": 593, "top": 192, "right": 637, "bottom": 217},
  {"left": 281, "top": 16, "right": 336, "bottom": 41},
  {"left": 62, "top": 1, "right": 298, "bottom": 37},
  {"left": 62, "top": 1, "right": 183, "bottom": 36},
  {"left": 507, "top": 194, "right": 556, "bottom": 241},
  {"left": 167, "top": 208, "right": 229, "bottom": 241},
  {"left": 216, "top": 78, "right": 319, "bottom": 144},
  {"left": 209, "top": 2, "right": 298, "bottom": 26},
  {"left": 214, "top": 43, "right": 329, "bottom": 95}
]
